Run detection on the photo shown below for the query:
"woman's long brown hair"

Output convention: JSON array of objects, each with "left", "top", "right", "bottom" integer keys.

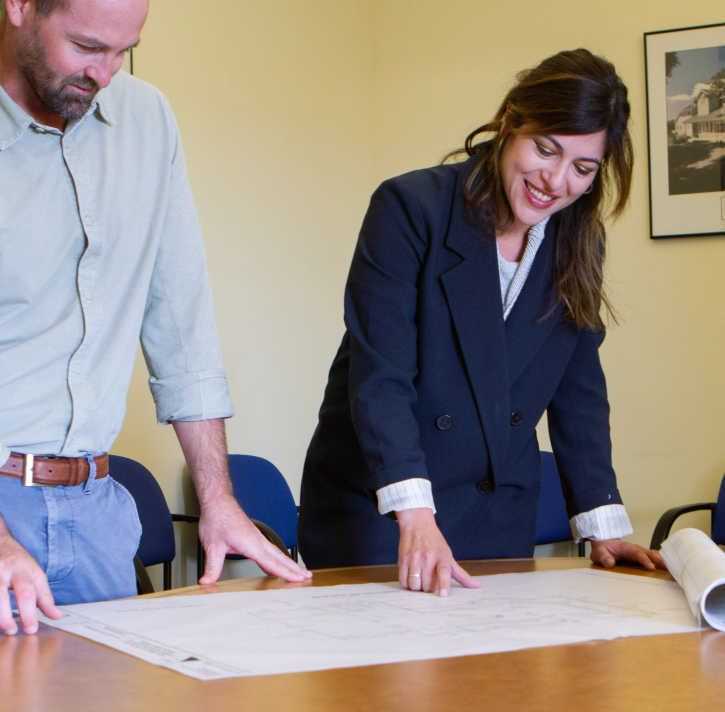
[{"left": 447, "top": 49, "right": 633, "bottom": 329}]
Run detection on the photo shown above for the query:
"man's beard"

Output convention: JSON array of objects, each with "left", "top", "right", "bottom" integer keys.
[{"left": 15, "top": 27, "right": 100, "bottom": 122}]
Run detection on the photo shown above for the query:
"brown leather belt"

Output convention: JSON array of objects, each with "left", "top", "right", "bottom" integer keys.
[{"left": 0, "top": 453, "right": 109, "bottom": 487}]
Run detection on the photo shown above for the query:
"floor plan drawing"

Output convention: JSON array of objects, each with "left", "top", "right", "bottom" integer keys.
[{"left": 40, "top": 569, "right": 699, "bottom": 680}]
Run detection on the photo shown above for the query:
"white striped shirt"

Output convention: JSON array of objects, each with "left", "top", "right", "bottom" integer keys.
[{"left": 375, "top": 218, "right": 633, "bottom": 542}]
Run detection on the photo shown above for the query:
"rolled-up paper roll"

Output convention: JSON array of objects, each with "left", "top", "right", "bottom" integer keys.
[{"left": 661, "top": 528, "right": 725, "bottom": 631}]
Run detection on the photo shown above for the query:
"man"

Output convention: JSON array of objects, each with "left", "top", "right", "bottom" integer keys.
[{"left": 0, "top": 0, "right": 310, "bottom": 637}]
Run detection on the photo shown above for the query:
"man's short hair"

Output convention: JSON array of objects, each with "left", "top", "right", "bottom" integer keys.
[{"left": 0, "top": 0, "right": 69, "bottom": 21}]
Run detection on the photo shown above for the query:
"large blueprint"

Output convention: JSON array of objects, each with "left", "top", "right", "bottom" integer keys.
[{"left": 39, "top": 569, "right": 699, "bottom": 680}]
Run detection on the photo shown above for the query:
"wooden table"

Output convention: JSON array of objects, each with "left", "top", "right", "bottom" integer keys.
[{"left": 1, "top": 558, "right": 723, "bottom": 712}]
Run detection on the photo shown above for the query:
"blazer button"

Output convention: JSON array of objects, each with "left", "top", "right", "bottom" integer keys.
[
  {"left": 476, "top": 480, "right": 492, "bottom": 493},
  {"left": 510, "top": 410, "right": 523, "bottom": 426},
  {"left": 436, "top": 414, "right": 452, "bottom": 431}
]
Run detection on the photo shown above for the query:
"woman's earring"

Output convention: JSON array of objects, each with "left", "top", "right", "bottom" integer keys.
[{"left": 584, "top": 183, "right": 593, "bottom": 194}]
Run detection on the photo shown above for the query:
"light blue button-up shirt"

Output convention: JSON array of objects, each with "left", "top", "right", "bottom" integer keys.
[{"left": 0, "top": 71, "right": 233, "bottom": 466}]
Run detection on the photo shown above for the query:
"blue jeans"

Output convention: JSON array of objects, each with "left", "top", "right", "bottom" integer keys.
[{"left": 0, "top": 474, "right": 141, "bottom": 606}]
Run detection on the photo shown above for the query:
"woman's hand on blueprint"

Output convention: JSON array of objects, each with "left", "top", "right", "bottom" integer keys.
[{"left": 396, "top": 508, "right": 482, "bottom": 597}]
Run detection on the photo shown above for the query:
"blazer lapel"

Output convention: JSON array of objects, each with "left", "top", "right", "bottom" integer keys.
[
  {"left": 440, "top": 163, "right": 510, "bottom": 480},
  {"left": 504, "top": 220, "right": 567, "bottom": 386}
]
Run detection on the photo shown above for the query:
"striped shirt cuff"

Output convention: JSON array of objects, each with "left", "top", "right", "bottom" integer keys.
[
  {"left": 376, "top": 479, "right": 436, "bottom": 515},
  {"left": 570, "top": 504, "right": 633, "bottom": 542}
]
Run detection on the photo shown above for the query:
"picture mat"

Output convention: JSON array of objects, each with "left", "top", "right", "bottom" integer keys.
[
  {"left": 646, "top": 25, "right": 725, "bottom": 237},
  {"left": 40, "top": 569, "right": 699, "bottom": 680}
]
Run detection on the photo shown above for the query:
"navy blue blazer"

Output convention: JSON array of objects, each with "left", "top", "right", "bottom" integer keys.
[{"left": 298, "top": 154, "right": 623, "bottom": 568}]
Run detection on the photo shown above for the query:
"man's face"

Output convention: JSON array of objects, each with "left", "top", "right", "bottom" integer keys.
[{"left": 14, "top": 0, "right": 148, "bottom": 121}]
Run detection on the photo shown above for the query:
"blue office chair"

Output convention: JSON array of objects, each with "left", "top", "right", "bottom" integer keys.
[
  {"left": 194, "top": 454, "right": 299, "bottom": 580},
  {"left": 649, "top": 472, "right": 725, "bottom": 550},
  {"left": 107, "top": 455, "right": 197, "bottom": 594},
  {"left": 110, "top": 455, "right": 292, "bottom": 592},
  {"left": 536, "top": 451, "right": 586, "bottom": 557}
]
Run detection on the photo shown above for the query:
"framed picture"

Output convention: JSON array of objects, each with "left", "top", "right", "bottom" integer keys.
[
  {"left": 645, "top": 23, "right": 725, "bottom": 239},
  {"left": 122, "top": 49, "right": 134, "bottom": 76}
]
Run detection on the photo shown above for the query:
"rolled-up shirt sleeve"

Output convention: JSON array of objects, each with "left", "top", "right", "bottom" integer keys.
[
  {"left": 139, "top": 115, "right": 234, "bottom": 424},
  {"left": 148, "top": 370, "right": 232, "bottom": 423}
]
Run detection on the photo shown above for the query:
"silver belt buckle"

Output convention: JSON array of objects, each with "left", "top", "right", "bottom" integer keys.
[
  {"left": 22, "top": 454, "right": 37, "bottom": 486},
  {"left": 21, "top": 454, "right": 55, "bottom": 487}
]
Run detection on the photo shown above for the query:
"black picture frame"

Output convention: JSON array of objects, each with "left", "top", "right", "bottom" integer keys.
[
  {"left": 645, "top": 22, "right": 725, "bottom": 239},
  {"left": 122, "top": 48, "right": 134, "bottom": 76}
]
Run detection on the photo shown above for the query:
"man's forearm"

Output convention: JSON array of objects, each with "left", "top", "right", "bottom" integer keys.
[
  {"left": 171, "top": 418, "right": 312, "bottom": 583},
  {"left": 172, "top": 418, "right": 234, "bottom": 508}
]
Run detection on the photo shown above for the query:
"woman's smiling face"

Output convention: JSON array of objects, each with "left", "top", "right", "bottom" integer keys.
[{"left": 499, "top": 129, "right": 607, "bottom": 235}]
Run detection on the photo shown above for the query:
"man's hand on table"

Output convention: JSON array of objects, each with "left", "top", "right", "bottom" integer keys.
[
  {"left": 590, "top": 539, "right": 666, "bottom": 570},
  {"left": 172, "top": 419, "right": 312, "bottom": 585},
  {"left": 397, "top": 507, "right": 482, "bottom": 597},
  {"left": 197, "top": 494, "right": 311, "bottom": 584},
  {"left": 0, "top": 526, "right": 61, "bottom": 636}
]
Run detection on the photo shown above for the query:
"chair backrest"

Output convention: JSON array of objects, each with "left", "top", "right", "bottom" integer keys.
[
  {"left": 108, "top": 455, "right": 176, "bottom": 568},
  {"left": 227, "top": 455, "right": 298, "bottom": 549},
  {"left": 712, "top": 474, "right": 725, "bottom": 545},
  {"left": 535, "top": 451, "right": 572, "bottom": 545}
]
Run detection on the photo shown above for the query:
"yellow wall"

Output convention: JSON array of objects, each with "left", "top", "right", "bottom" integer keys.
[
  {"left": 112, "top": 0, "right": 378, "bottom": 583},
  {"left": 112, "top": 0, "right": 725, "bottom": 583}
]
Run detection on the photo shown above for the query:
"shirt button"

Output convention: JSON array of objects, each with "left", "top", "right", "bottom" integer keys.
[
  {"left": 84, "top": 291, "right": 92, "bottom": 300},
  {"left": 84, "top": 215, "right": 93, "bottom": 226},
  {"left": 435, "top": 414, "right": 452, "bottom": 431},
  {"left": 510, "top": 410, "right": 523, "bottom": 426},
  {"left": 73, "top": 365, "right": 82, "bottom": 374},
  {"left": 476, "top": 480, "right": 492, "bottom": 493}
]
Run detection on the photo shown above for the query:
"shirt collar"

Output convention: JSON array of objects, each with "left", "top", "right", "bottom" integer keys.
[
  {"left": 92, "top": 87, "right": 116, "bottom": 126},
  {"left": 0, "top": 81, "right": 116, "bottom": 150},
  {"left": 496, "top": 216, "right": 550, "bottom": 267},
  {"left": 62, "top": 89, "right": 116, "bottom": 135},
  {"left": 526, "top": 215, "right": 550, "bottom": 250},
  {"left": 0, "top": 82, "right": 33, "bottom": 151}
]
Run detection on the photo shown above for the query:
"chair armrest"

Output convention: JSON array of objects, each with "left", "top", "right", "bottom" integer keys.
[
  {"left": 171, "top": 513, "right": 200, "bottom": 523},
  {"left": 250, "top": 519, "right": 291, "bottom": 558},
  {"left": 172, "top": 513, "right": 288, "bottom": 557},
  {"left": 172, "top": 513, "right": 292, "bottom": 581},
  {"left": 649, "top": 503, "right": 717, "bottom": 550},
  {"left": 134, "top": 556, "right": 155, "bottom": 595}
]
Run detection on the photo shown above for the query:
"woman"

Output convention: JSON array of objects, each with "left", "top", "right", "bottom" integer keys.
[{"left": 298, "top": 49, "right": 664, "bottom": 595}]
